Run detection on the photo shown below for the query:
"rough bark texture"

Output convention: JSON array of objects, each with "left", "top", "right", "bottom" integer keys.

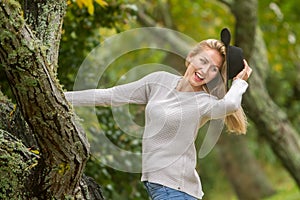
[
  {"left": 0, "top": 0, "right": 103, "bottom": 199},
  {"left": 0, "top": 94, "right": 104, "bottom": 199},
  {"left": 230, "top": 0, "right": 300, "bottom": 188},
  {"left": 0, "top": 92, "right": 37, "bottom": 149},
  {"left": 0, "top": 129, "right": 37, "bottom": 199}
]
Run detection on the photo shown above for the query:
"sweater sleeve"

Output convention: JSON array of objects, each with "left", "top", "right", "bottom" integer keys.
[
  {"left": 64, "top": 73, "right": 155, "bottom": 106},
  {"left": 203, "top": 79, "right": 248, "bottom": 119}
]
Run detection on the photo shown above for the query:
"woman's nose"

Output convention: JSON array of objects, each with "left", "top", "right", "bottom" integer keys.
[{"left": 200, "top": 66, "right": 209, "bottom": 74}]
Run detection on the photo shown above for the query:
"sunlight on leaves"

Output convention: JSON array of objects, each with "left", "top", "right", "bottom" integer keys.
[
  {"left": 273, "top": 63, "right": 283, "bottom": 72},
  {"left": 75, "top": 0, "right": 108, "bottom": 15}
]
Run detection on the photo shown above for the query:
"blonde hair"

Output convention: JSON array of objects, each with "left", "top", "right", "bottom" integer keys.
[{"left": 186, "top": 39, "right": 247, "bottom": 134}]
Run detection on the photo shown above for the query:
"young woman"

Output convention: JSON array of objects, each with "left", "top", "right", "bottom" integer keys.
[{"left": 65, "top": 39, "right": 252, "bottom": 200}]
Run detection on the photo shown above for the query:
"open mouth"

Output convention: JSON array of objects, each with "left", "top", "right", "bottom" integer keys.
[{"left": 195, "top": 72, "right": 204, "bottom": 81}]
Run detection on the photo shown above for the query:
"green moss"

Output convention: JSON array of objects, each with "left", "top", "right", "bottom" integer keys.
[
  {"left": 6, "top": 46, "right": 34, "bottom": 67},
  {"left": 0, "top": 91, "right": 10, "bottom": 103},
  {"left": 14, "top": 83, "right": 28, "bottom": 95},
  {"left": 0, "top": 1, "right": 24, "bottom": 40},
  {"left": 7, "top": 0, "right": 24, "bottom": 29},
  {"left": 0, "top": 130, "right": 35, "bottom": 199},
  {"left": 7, "top": 49, "right": 18, "bottom": 65},
  {"left": 0, "top": 30, "right": 15, "bottom": 47},
  {"left": 23, "top": 76, "right": 38, "bottom": 87},
  {"left": 57, "top": 162, "right": 70, "bottom": 175}
]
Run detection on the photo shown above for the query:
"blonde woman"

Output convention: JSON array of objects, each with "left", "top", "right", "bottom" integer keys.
[{"left": 65, "top": 30, "right": 252, "bottom": 200}]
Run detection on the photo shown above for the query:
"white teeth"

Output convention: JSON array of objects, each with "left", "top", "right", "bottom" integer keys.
[{"left": 196, "top": 72, "right": 204, "bottom": 79}]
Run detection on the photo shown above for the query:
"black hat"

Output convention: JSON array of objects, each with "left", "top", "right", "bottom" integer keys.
[{"left": 220, "top": 28, "right": 244, "bottom": 80}]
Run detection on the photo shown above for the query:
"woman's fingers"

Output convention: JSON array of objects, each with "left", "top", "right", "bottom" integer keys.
[
  {"left": 234, "top": 59, "right": 252, "bottom": 81},
  {"left": 243, "top": 59, "right": 252, "bottom": 80}
]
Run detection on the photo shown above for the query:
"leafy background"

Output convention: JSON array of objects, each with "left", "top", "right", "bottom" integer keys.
[{"left": 56, "top": 0, "right": 300, "bottom": 199}]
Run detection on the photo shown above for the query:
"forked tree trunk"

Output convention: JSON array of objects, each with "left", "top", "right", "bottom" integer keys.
[{"left": 0, "top": 1, "right": 102, "bottom": 199}]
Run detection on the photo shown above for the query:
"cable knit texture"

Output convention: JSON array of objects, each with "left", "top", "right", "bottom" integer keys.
[{"left": 64, "top": 71, "right": 248, "bottom": 199}]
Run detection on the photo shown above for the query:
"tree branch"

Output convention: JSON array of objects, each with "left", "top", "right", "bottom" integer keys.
[
  {"left": 22, "top": 0, "right": 67, "bottom": 73},
  {"left": 136, "top": 8, "right": 193, "bottom": 58}
]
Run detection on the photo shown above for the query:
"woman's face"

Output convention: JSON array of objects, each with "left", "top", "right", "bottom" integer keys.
[{"left": 185, "top": 48, "right": 223, "bottom": 91}]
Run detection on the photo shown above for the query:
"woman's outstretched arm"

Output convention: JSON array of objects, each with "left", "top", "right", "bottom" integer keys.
[{"left": 64, "top": 73, "right": 157, "bottom": 107}]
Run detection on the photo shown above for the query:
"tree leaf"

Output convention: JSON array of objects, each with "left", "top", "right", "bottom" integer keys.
[{"left": 95, "top": 0, "right": 108, "bottom": 7}]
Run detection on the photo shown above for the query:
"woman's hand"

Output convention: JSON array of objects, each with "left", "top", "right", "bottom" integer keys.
[{"left": 234, "top": 59, "right": 252, "bottom": 81}]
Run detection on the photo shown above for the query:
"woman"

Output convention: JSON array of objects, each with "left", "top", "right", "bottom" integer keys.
[{"left": 65, "top": 39, "right": 252, "bottom": 200}]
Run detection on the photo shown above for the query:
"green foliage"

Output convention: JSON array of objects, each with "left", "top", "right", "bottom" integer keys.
[
  {"left": 169, "top": 0, "right": 235, "bottom": 40},
  {"left": 58, "top": 0, "right": 135, "bottom": 90},
  {"left": 262, "top": 165, "right": 300, "bottom": 200},
  {"left": 263, "top": 186, "right": 300, "bottom": 200},
  {"left": 258, "top": 0, "right": 300, "bottom": 130},
  {"left": 57, "top": 0, "right": 300, "bottom": 199},
  {"left": 85, "top": 155, "right": 148, "bottom": 200},
  {"left": 96, "top": 106, "right": 143, "bottom": 152}
]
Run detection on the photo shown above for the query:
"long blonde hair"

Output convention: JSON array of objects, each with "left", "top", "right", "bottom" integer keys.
[{"left": 186, "top": 39, "right": 247, "bottom": 134}]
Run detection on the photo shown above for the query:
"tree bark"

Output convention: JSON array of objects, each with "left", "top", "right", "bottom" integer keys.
[
  {"left": 0, "top": 92, "right": 104, "bottom": 199},
  {"left": 0, "top": 129, "right": 37, "bottom": 199},
  {"left": 0, "top": 1, "right": 94, "bottom": 199}
]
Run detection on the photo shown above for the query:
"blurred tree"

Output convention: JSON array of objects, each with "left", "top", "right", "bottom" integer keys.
[
  {"left": 229, "top": 0, "right": 300, "bottom": 190},
  {"left": 258, "top": 0, "right": 300, "bottom": 130}
]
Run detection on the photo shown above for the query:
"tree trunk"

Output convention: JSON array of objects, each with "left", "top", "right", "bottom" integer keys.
[
  {"left": 0, "top": 92, "right": 104, "bottom": 199},
  {"left": 230, "top": 0, "right": 300, "bottom": 188},
  {"left": 0, "top": 129, "right": 37, "bottom": 199},
  {"left": 0, "top": 1, "right": 98, "bottom": 199},
  {"left": 244, "top": 66, "right": 300, "bottom": 187},
  {"left": 217, "top": 134, "right": 275, "bottom": 200}
]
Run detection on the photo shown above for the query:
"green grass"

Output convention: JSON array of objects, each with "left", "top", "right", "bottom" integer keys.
[
  {"left": 262, "top": 161, "right": 300, "bottom": 200},
  {"left": 263, "top": 186, "right": 300, "bottom": 200}
]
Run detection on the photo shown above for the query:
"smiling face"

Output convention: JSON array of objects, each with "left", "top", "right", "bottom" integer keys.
[{"left": 184, "top": 48, "right": 224, "bottom": 91}]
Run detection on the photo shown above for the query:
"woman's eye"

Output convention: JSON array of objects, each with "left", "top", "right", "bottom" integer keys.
[
  {"left": 200, "top": 58, "right": 207, "bottom": 64},
  {"left": 211, "top": 66, "right": 218, "bottom": 72}
]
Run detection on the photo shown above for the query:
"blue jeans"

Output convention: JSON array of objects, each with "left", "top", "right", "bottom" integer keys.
[{"left": 144, "top": 181, "right": 198, "bottom": 200}]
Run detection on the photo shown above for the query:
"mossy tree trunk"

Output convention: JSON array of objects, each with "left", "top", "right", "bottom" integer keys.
[{"left": 0, "top": 1, "right": 103, "bottom": 199}]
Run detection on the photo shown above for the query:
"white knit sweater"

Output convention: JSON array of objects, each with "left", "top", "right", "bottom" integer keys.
[{"left": 64, "top": 71, "right": 248, "bottom": 199}]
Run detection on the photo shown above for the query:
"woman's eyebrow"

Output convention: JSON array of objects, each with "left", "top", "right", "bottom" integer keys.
[
  {"left": 211, "top": 64, "right": 221, "bottom": 69},
  {"left": 199, "top": 56, "right": 209, "bottom": 62}
]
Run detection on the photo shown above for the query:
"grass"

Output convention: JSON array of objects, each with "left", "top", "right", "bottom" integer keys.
[
  {"left": 262, "top": 161, "right": 300, "bottom": 200},
  {"left": 263, "top": 186, "right": 300, "bottom": 200}
]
